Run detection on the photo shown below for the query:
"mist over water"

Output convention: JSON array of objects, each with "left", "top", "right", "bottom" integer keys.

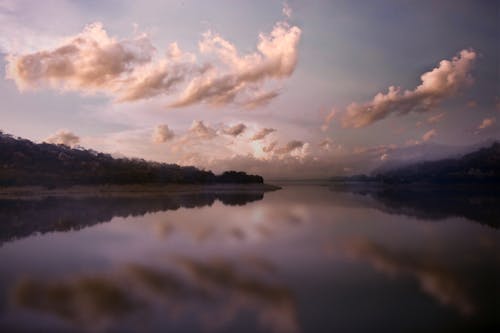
[{"left": 0, "top": 184, "right": 498, "bottom": 333}]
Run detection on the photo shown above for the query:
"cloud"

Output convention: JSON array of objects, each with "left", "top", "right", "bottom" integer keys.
[
  {"left": 345, "top": 239, "right": 476, "bottom": 316},
  {"left": 6, "top": 22, "right": 156, "bottom": 94},
  {"left": 84, "top": 124, "right": 395, "bottom": 179},
  {"left": 222, "top": 123, "right": 247, "bottom": 137},
  {"left": 274, "top": 140, "right": 306, "bottom": 155},
  {"left": 166, "top": 120, "right": 220, "bottom": 155},
  {"left": 251, "top": 128, "right": 276, "bottom": 141},
  {"left": 342, "top": 49, "right": 477, "bottom": 128},
  {"left": 152, "top": 124, "right": 175, "bottom": 143},
  {"left": 282, "top": 2, "right": 292, "bottom": 19},
  {"left": 318, "top": 138, "right": 334, "bottom": 151},
  {"left": 6, "top": 13, "right": 301, "bottom": 109},
  {"left": 477, "top": 117, "right": 495, "bottom": 130},
  {"left": 45, "top": 129, "right": 80, "bottom": 147},
  {"left": 321, "top": 108, "right": 337, "bottom": 131},
  {"left": 263, "top": 140, "right": 278, "bottom": 153},
  {"left": 13, "top": 256, "right": 299, "bottom": 333},
  {"left": 116, "top": 43, "right": 195, "bottom": 102},
  {"left": 240, "top": 89, "right": 280, "bottom": 109},
  {"left": 13, "top": 276, "right": 137, "bottom": 324},
  {"left": 380, "top": 153, "right": 389, "bottom": 161},
  {"left": 169, "top": 21, "right": 301, "bottom": 108},
  {"left": 422, "top": 129, "right": 437, "bottom": 142},
  {"left": 427, "top": 112, "right": 445, "bottom": 124},
  {"left": 188, "top": 120, "right": 217, "bottom": 140}
]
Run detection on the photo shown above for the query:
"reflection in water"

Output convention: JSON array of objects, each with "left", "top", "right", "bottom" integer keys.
[
  {"left": 329, "top": 184, "right": 500, "bottom": 227},
  {"left": 341, "top": 237, "right": 499, "bottom": 331},
  {"left": 14, "top": 276, "right": 137, "bottom": 326},
  {"left": 0, "top": 191, "right": 265, "bottom": 245},
  {"left": 346, "top": 239, "right": 475, "bottom": 315},
  {"left": 12, "top": 256, "right": 297, "bottom": 333},
  {"left": 0, "top": 185, "right": 498, "bottom": 332}
]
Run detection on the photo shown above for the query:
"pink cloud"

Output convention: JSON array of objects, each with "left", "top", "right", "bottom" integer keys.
[
  {"left": 342, "top": 49, "right": 476, "bottom": 128},
  {"left": 6, "top": 17, "right": 301, "bottom": 109},
  {"left": 152, "top": 124, "right": 175, "bottom": 143},
  {"left": 321, "top": 108, "right": 337, "bottom": 132},
  {"left": 477, "top": 117, "right": 496, "bottom": 130},
  {"left": 422, "top": 129, "right": 437, "bottom": 142},
  {"left": 45, "top": 129, "right": 80, "bottom": 147},
  {"left": 170, "top": 21, "right": 301, "bottom": 108}
]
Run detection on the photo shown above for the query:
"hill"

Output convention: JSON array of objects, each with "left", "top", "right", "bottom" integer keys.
[
  {"left": 331, "top": 142, "right": 500, "bottom": 184},
  {"left": 374, "top": 142, "right": 500, "bottom": 184},
  {"left": 0, "top": 131, "right": 263, "bottom": 187}
]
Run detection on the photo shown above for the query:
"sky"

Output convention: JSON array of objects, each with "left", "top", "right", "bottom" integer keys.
[{"left": 0, "top": 0, "right": 498, "bottom": 178}]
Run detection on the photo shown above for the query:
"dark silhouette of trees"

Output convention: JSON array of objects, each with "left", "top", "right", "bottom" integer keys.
[{"left": 0, "top": 131, "right": 263, "bottom": 187}]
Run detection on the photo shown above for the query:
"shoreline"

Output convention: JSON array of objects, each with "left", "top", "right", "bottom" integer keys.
[
  {"left": 328, "top": 181, "right": 500, "bottom": 192},
  {"left": 0, "top": 183, "right": 281, "bottom": 199}
]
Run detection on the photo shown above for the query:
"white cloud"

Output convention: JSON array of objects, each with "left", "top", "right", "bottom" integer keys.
[
  {"left": 152, "top": 124, "right": 175, "bottom": 143},
  {"left": 44, "top": 129, "right": 80, "bottom": 147},
  {"left": 342, "top": 49, "right": 476, "bottom": 128},
  {"left": 282, "top": 2, "right": 292, "bottom": 19}
]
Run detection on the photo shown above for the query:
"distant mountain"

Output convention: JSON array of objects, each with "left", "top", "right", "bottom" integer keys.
[
  {"left": 372, "top": 139, "right": 498, "bottom": 174},
  {"left": 332, "top": 142, "right": 500, "bottom": 184},
  {"left": 0, "top": 131, "right": 263, "bottom": 187},
  {"left": 374, "top": 142, "right": 500, "bottom": 184}
]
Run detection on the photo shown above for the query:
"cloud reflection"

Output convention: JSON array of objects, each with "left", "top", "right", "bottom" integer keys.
[
  {"left": 346, "top": 239, "right": 475, "bottom": 316},
  {"left": 11, "top": 256, "right": 298, "bottom": 333}
]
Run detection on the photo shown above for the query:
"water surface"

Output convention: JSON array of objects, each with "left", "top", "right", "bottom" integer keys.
[{"left": 0, "top": 184, "right": 498, "bottom": 332}]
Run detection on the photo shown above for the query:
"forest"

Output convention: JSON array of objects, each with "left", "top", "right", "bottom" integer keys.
[{"left": 0, "top": 132, "right": 263, "bottom": 187}]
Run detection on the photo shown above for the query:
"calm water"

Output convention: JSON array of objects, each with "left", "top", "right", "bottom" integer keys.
[{"left": 0, "top": 184, "right": 498, "bottom": 333}]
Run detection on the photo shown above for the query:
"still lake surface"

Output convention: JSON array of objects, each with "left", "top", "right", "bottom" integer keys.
[{"left": 0, "top": 183, "right": 498, "bottom": 332}]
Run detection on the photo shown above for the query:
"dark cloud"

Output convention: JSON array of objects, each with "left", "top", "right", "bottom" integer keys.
[
  {"left": 222, "top": 123, "right": 247, "bottom": 137},
  {"left": 251, "top": 128, "right": 276, "bottom": 141},
  {"left": 274, "top": 140, "right": 306, "bottom": 155}
]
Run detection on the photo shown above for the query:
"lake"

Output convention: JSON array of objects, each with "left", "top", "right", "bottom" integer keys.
[{"left": 0, "top": 183, "right": 498, "bottom": 332}]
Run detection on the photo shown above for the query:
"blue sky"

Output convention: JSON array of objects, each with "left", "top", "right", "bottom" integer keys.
[{"left": 0, "top": 0, "right": 498, "bottom": 178}]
